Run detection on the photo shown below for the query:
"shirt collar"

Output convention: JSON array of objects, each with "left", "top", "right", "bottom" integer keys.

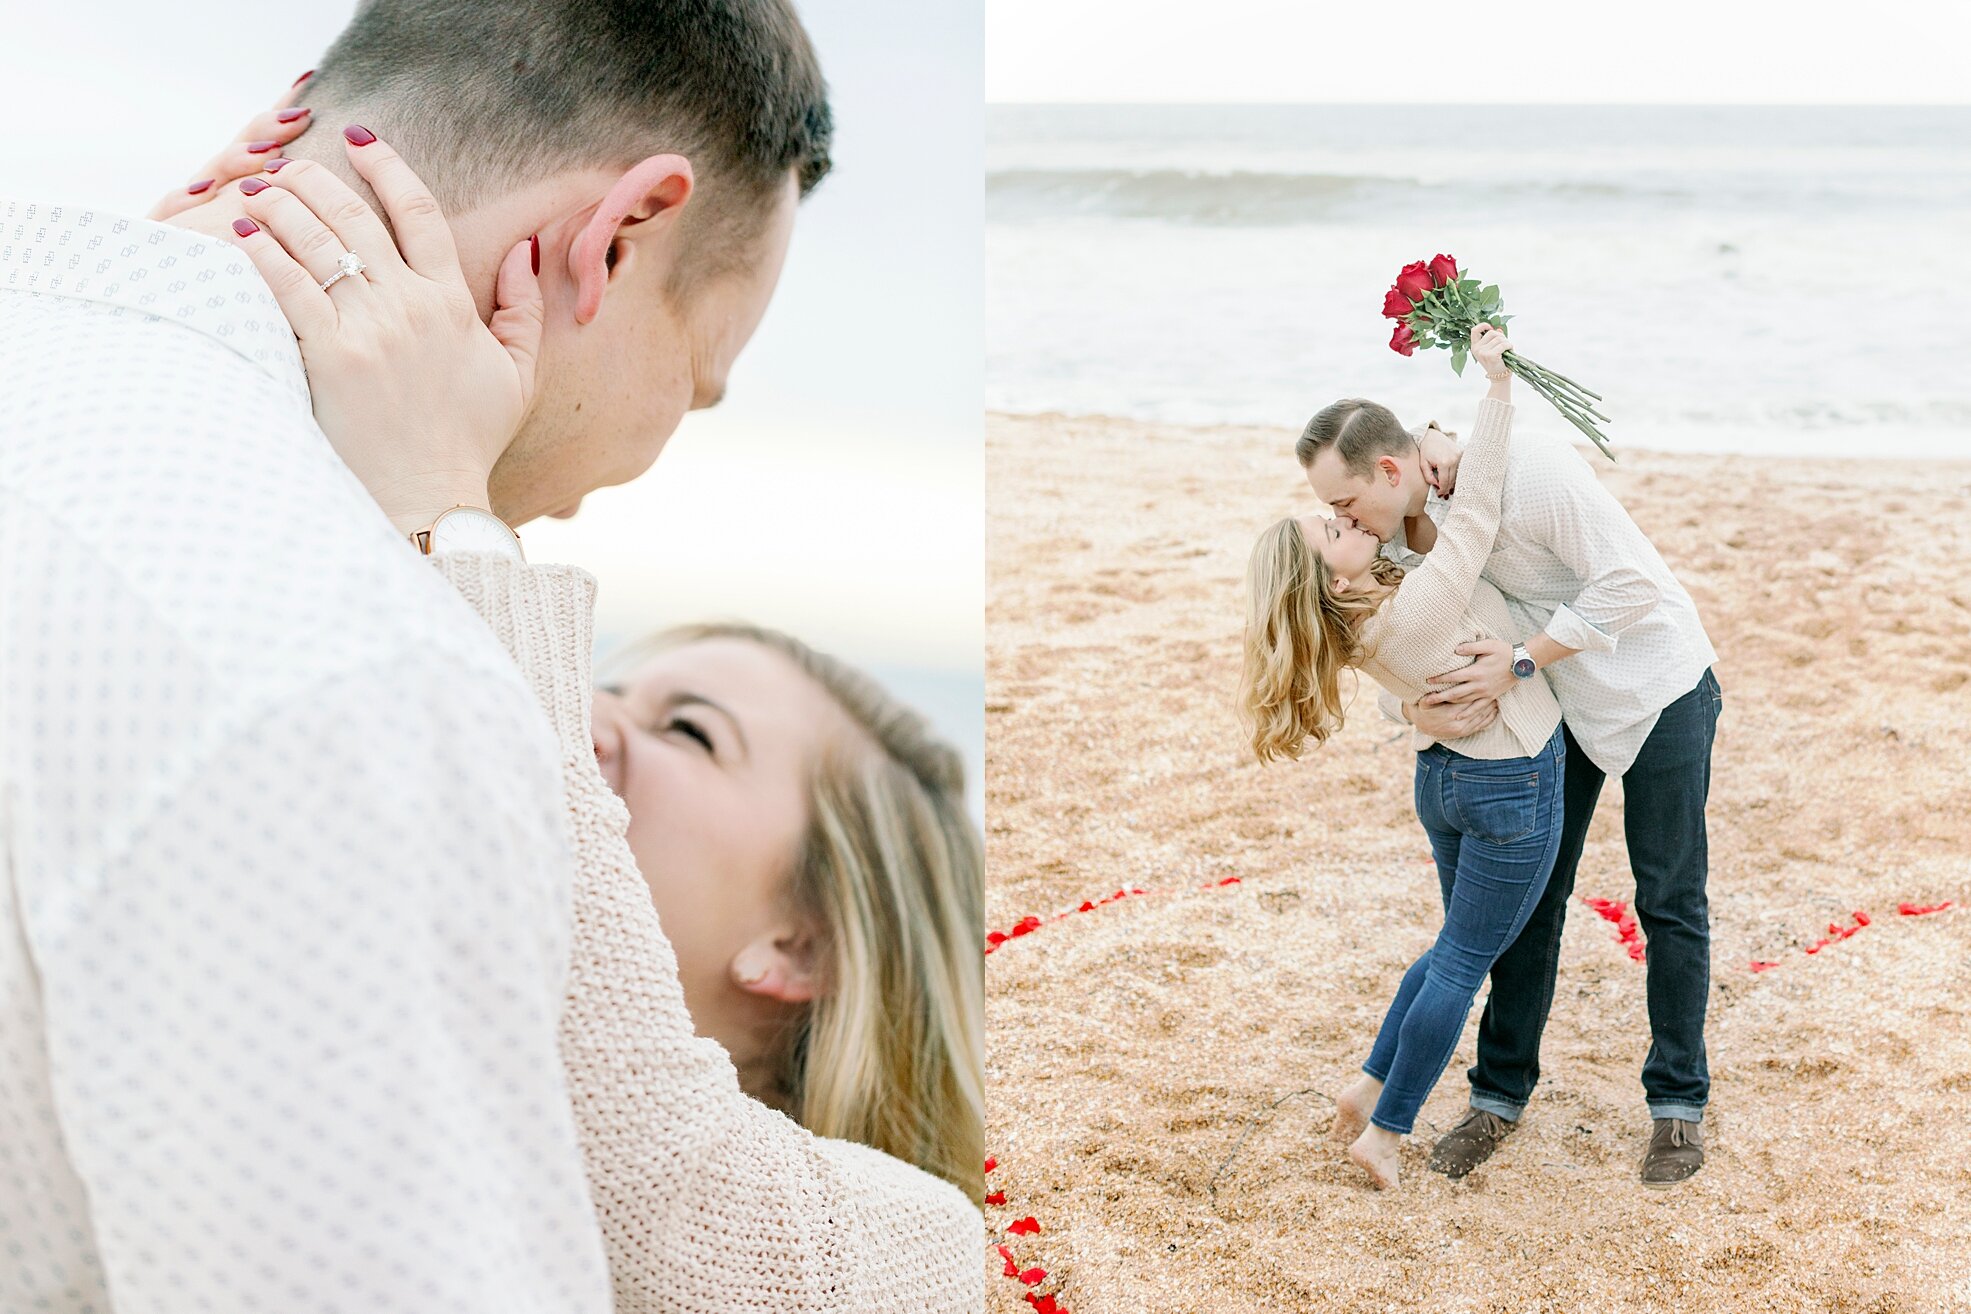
[{"left": 1, "top": 197, "right": 310, "bottom": 409}]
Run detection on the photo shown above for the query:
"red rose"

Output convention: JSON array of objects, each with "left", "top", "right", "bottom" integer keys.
[
  {"left": 1389, "top": 321, "right": 1416, "bottom": 356},
  {"left": 1381, "top": 286, "right": 1412, "bottom": 318},
  {"left": 1428, "top": 253, "right": 1458, "bottom": 287},
  {"left": 1395, "top": 261, "right": 1434, "bottom": 301}
]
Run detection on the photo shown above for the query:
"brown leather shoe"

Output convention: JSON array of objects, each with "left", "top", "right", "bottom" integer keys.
[
  {"left": 1640, "top": 1118, "right": 1704, "bottom": 1188},
  {"left": 1426, "top": 1109, "right": 1516, "bottom": 1180}
]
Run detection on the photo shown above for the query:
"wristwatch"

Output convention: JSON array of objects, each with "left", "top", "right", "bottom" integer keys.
[
  {"left": 408, "top": 504, "right": 525, "bottom": 563},
  {"left": 1510, "top": 643, "right": 1537, "bottom": 680}
]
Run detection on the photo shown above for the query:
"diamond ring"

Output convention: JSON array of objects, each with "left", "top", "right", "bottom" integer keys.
[{"left": 320, "top": 250, "right": 367, "bottom": 292}]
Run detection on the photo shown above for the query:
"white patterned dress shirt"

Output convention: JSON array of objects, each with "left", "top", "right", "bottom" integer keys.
[
  {"left": 1380, "top": 419, "right": 1718, "bottom": 776},
  {"left": 0, "top": 200, "right": 613, "bottom": 1312}
]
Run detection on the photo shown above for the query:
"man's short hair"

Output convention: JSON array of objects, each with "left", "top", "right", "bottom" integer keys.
[
  {"left": 1295, "top": 398, "right": 1413, "bottom": 478},
  {"left": 313, "top": 0, "right": 832, "bottom": 287}
]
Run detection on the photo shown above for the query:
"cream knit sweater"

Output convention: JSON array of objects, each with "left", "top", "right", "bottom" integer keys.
[
  {"left": 1356, "top": 397, "right": 1563, "bottom": 761},
  {"left": 430, "top": 550, "right": 982, "bottom": 1312}
]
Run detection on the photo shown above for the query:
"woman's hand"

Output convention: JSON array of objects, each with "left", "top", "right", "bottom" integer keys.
[
  {"left": 1470, "top": 322, "right": 1512, "bottom": 377},
  {"left": 146, "top": 78, "right": 316, "bottom": 222},
  {"left": 217, "top": 132, "right": 542, "bottom": 534}
]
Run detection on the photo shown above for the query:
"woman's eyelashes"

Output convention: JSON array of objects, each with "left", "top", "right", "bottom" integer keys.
[{"left": 665, "top": 715, "right": 715, "bottom": 754}]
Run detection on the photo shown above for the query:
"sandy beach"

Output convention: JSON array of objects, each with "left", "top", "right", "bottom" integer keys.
[{"left": 983, "top": 409, "right": 1971, "bottom": 1313}]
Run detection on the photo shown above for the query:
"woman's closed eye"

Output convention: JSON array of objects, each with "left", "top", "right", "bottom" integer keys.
[{"left": 665, "top": 715, "right": 715, "bottom": 753}]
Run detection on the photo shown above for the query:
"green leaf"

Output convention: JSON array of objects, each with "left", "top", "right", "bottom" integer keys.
[{"left": 1451, "top": 342, "right": 1467, "bottom": 376}]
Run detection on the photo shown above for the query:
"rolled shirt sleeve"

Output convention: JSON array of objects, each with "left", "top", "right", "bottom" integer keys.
[{"left": 1543, "top": 600, "right": 1620, "bottom": 654}]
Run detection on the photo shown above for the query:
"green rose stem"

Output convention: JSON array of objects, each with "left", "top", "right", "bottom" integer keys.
[
  {"left": 1520, "top": 365, "right": 1603, "bottom": 414},
  {"left": 1517, "top": 364, "right": 1610, "bottom": 422},
  {"left": 1505, "top": 351, "right": 1603, "bottom": 403},
  {"left": 1517, "top": 371, "right": 1615, "bottom": 460}
]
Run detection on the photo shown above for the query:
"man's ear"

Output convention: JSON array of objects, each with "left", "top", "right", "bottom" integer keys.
[
  {"left": 1377, "top": 453, "right": 1405, "bottom": 487},
  {"left": 571, "top": 152, "right": 695, "bottom": 326},
  {"left": 729, "top": 922, "right": 825, "bottom": 1005}
]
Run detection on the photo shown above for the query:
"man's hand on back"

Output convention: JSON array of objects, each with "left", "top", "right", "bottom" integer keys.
[
  {"left": 1403, "top": 695, "right": 1502, "bottom": 739},
  {"left": 1421, "top": 638, "right": 1516, "bottom": 706}
]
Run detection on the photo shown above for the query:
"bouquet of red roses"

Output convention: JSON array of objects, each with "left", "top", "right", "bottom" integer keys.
[{"left": 1382, "top": 254, "right": 1612, "bottom": 460}]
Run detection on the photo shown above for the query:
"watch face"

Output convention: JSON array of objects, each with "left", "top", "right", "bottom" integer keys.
[
  {"left": 430, "top": 507, "right": 523, "bottom": 560},
  {"left": 1513, "top": 657, "right": 1538, "bottom": 679}
]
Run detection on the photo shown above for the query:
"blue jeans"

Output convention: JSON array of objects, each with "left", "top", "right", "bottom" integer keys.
[
  {"left": 1468, "top": 668, "right": 1722, "bottom": 1125},
  {"left": 1362, "top": 725, "right": 1567, "bottom": 1135}
]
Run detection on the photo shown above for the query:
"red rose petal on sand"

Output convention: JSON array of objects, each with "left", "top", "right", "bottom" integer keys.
[
  {"left": 1019, "top": 1267, "right": 1048, "bottom": 1286},
  {"left": 1026, "top": 1295, "right": 1067, "bottom": 1314},
  {"left": 985, "top": 1190, "right": 1007, "bottom": 1206},
  {"left": 1750, "top": 960, "right": 1781, "bottom": 972},
  {"left": 986, "top": 931, "right": 1008, "bottom": 945},
  {"left": 985, "top": 1157, "right": 997, "bottom": 1173},
  {"left": 1854, "top": 909, "right": 1871, "bottom": 926},
  {"left": 1009, "top": 1216, "right": 1040, "bottom": 1236},
  {"left": 1078, "top": 900, "right": 1096, "bottom": 912},
  {"left": 1899, "top": 901, "right": 1953, "bottom": 916}
]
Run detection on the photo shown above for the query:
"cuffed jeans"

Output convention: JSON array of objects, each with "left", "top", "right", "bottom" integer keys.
[
  {"left": 1363, "top": 724, "right": 1567, "bottom": 1135},
  {"left": 1466, "top": 668, "right": 1722, "bottom": 1126}
]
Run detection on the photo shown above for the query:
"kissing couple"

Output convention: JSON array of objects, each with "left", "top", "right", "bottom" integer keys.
[
  {"left": 1239, "top": 323, "right": 1722, "bottom": 1191},
  {"left": 0, "top": 1, "right": 981, "bottom": 1310}
]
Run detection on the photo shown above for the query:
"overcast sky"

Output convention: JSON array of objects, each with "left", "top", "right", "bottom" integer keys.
[{"left": 986, "top": 0, "right": 1966, "bottom": 103}]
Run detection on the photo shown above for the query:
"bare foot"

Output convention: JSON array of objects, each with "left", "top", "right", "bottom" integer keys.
[
  {"left": 1331, "top": 1072, "right": 1383, "bottom": 1145},
  {"left": 1349, "top": 1125, "right": 1403, "bottom": 1190}
]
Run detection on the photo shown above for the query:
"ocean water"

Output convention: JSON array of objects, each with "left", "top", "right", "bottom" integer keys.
[{"left": 987, "top": 104, "right": 1971, "bottom": 458}]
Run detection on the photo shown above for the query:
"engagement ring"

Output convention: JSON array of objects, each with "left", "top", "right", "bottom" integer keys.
[{"left": 320, "top": 251, "right": 366, "bottom": 292}]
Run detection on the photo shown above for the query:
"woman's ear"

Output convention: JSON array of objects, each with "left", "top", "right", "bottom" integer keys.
[
  {"left": 570, "top": 152, "right": 695, "bottom": 326},
  {"left": 729, "top": 922, "right": 824, "bottom": 1005}
]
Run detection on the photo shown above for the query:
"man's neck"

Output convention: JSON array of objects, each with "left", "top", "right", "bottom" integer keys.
[{"left": 1400, "top": 471, "right": 1439, "bottom": 553}]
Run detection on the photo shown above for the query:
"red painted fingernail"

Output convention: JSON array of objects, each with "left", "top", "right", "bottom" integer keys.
[
  {"left": 264, "top": 158, "right": 291, "bottom": 172},
  {"left": 342, "top": 124, "right": 377, "bottom": 147},
  {"left": 246, "top": 139, "right": 280, "bottom": 154},
  {"left": 292, "top": 69, "right": 314, "bottom": 87},
  {"left": 232, "top": 218, "right": 260, "bottom": 237},
  {"left": 238, "top": 177, "right": 272, "bottom": 196},
  {"left": 186, "top": 179, "right": 215, "bottom": 195},
  {"left": 276, "top": 107, "right": 310, "bottom": 124},
  {"left": 529, "top": 233, "right": 540, "bottom": 276}
]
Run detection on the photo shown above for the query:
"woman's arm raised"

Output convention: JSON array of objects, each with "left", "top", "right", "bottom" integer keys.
[{"left": 1376, "top": 324, "right": 1516, "bottom": 638}]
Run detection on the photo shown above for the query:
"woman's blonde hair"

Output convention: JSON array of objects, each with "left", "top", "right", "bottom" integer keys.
[
  {"left": 1238, "top": 518, "right": 1405, "bottom": 762},
  {"left": 595, "top": 622, "right": 983, "bottom": 1197}
]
